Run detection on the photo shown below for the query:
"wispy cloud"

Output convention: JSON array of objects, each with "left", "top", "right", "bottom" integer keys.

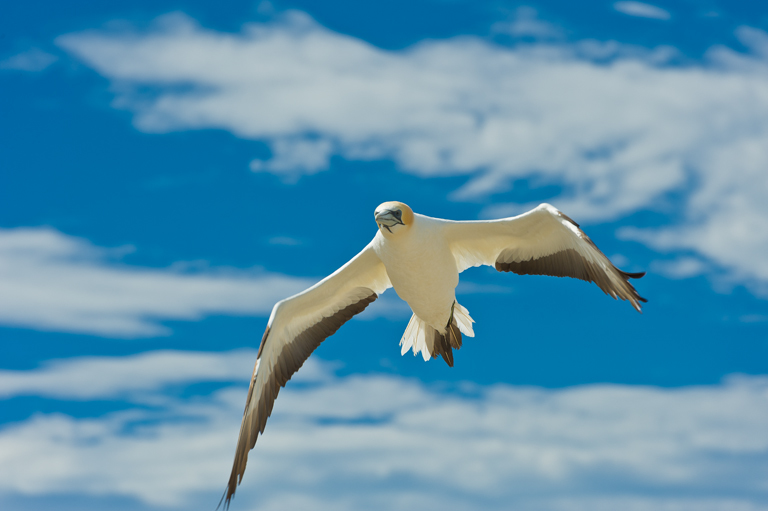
[
  {"left": 648, "top": 256, "right": 709, "bottom": 279},
  {"left": 491, "top": 6, "right": 564, "bottom": 40},
  {"left": 0, "top": 351, "right": 766, "bottom": 509},
  {"left": 613, "top": 2, "right": 672, "bottom": 20},
  {"left": 0, "top": 48, "right": 58, "bottom": 72},
  {"left": 250, "top": 137, "right": 334, "bottom": 177},
  {"left": 0, "top": 349, "right": 330, "bottom": 400},
  {"left": 55, "top": 13, "right": 768, "bottom": 297},
  {"left": 267, "top": 235, "right": 303, "bottom": 246},
  {"left": 0, "top": 350, "right": 251, "bottom": 400},
  {"left": 0, "top": 227, "right": 313, "bottom": 337}
]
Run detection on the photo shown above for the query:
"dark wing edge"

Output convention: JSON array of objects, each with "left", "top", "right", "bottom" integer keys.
[
  {"left": 494, "top": 213, "right": 647, "bottom": 311},
  {"left": 219, "top": 289, "right": 378, "bottom": 509}
]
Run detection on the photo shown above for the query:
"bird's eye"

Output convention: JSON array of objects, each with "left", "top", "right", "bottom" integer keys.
[{"left": 394, "top": 210, "right": 402, "bottom": 219}]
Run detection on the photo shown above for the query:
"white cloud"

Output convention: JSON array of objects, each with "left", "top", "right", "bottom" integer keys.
[
  {"left": 491, "top": 6, "right": 564, "bottom": 40},
  {"left": 250, "top": 137, "right": 334, "bottom": 178},
  {"left": 0, "top": 351, "right": 766, "bottom": 510},
  {"left": 0, "top": 349, "right": 331, "bottom": 401},
  {"left": 614, "top": 2, "right": 672, "bottom": 20},
  {"left": 0, "top": 227, "right": 312, "bottom": 337},
  {"left": 0, "top": 48, "right": 58, "bottom": 72},
  {"left": 356, "top": 290, "right": 412, "bottom": 320},
  {"left": 0, "top": 349, "right": 250, "bottom": 400},
  {"left": 737, "top": 26, "right": 768, "bottom": 60},
  {"left": 267, "top": 235, "right": 303, "bottom": 246},
  {"left": 55, "top": 13, "right": 768, "bottom": 295},
  {"left": 648, "top": 256, "right": 709, "bottom": 279}
]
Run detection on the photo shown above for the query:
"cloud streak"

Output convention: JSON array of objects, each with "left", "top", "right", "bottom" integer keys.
[
  {"left": 0, "top": 351, "right": 766, "bottom": 510},
  {"left": 0, "top": 227, "right": 312, "bottom": 337},
  {"left": 0, "top": 48, "right": 58, "bottom": 72},
  {"left": 0, "top": 349, "right": 253, "bottom": 400},
  {"left": 613, "top": 2, "right": 671, "bottom": 20}
]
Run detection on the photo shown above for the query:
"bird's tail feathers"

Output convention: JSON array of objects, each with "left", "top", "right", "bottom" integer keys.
[
  {"left": 399, "top": 302, "right": 475, "bottom": 367},
  {"left": 400, "top": 314, "right": 431, "bottom": 361},
  {"left": 452, "top": 302, "right": 475, "bottom": 337}
]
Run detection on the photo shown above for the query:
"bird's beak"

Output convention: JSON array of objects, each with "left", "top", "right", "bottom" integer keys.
[{"left": 375, "top": 210, "right": 405, "bottom": 233}]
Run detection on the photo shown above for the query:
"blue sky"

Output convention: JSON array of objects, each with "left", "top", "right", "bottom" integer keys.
[{"left": 1, "top": 1, "right": 768, "bottom": 510}]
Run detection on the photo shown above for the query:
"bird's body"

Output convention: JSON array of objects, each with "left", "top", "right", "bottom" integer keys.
[
  {"left": 220, "top": 201, "right": 646, "bottom": 508},
  {"left": 373, "top": 214, "right": 460, "bottom": 332}
]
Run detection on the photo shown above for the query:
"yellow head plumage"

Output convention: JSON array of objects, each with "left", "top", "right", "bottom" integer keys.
[{"left": 374, "top": 201, "right": 413, "bottom": 234}]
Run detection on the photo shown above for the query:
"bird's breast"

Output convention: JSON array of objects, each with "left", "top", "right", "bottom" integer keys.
[{"left": 374, "top": 227, "right": 458, "bottom": 329}]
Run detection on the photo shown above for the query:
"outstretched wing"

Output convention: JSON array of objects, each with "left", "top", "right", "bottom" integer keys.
[
  {"left": 444, "top": 203, "right": 646, "bottom": 311},
  {"left": 222, "top": 243, "right": 391, "bottom": 508}
]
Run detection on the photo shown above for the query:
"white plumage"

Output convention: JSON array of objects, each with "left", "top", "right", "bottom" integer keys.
[{"left": 221, "top": 201, "right": 646, "bottom": 507}]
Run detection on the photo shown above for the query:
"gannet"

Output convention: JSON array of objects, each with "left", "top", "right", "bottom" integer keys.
[{"left": 221, "top": 202, "right": 646, "bottom": 506}]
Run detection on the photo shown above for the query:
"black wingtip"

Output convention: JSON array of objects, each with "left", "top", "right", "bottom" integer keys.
[
  {"left": 216, "top": 487, "right": 232, "bottom": 511},
  {"left": 625, "top": 271, "right": 646, "bottom": 279}
]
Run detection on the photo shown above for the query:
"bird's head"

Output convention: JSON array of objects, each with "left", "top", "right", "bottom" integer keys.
[{"left": 374, "top": 201, "right": 413, "bottom": 236}]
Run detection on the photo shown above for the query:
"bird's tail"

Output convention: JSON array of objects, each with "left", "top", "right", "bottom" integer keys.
[{"left": 399, "top": 302, "right": 475, "bottom": 367}]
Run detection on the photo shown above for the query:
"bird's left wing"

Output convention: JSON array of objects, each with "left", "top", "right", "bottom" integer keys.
[
  {"left": 222, "top": 243, "right": 391, "bottom": 507},
  {"left": 443, "top": 203, "right": 646, "bottom": 311}
]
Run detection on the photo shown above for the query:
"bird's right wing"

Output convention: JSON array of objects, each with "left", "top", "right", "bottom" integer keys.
[
  {"left": 443, "top": 203, "right": 646, "bottom": 311},
  {"left": 222, "top": 242, "right": 391, "bottom": 508}
]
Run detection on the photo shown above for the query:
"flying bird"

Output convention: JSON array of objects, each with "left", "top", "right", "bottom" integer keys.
[{"left": 221, "top": 202, "right": 646, "bottom": 507}]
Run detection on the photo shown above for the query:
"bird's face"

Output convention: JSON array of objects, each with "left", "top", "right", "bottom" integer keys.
[{"left": 374, "top": 201, "right": 413, "bottom": 236}]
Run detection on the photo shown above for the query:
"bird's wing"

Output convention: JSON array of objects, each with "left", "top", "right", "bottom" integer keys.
[
  {"left": 444, "top": 203, "right": 646, "bottom": 311},
  {"left": 222, "top": 242, "right": 391, "bottom": 507}
]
